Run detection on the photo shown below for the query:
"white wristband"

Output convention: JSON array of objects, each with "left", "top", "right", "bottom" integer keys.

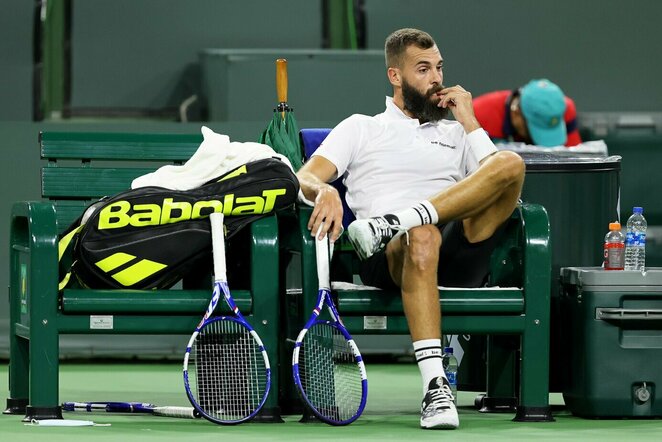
[{"left": 467, "top": 128, "right": 498, "bottom": 163}]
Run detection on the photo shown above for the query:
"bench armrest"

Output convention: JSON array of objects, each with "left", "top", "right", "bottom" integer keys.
[
  {"left": 9, "top": 201, "right": 60, "bottom": 329},
  {"left": 11, "top": 200, "right": 59, "bottom": 253},
  {"left": 518, "top": 202, "right": 552, "bottom": 319},
  {"left": 10, "top": 201, "right": 60, "bottom": 286}
]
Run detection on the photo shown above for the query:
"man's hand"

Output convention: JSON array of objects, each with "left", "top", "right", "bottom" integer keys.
[
  {"left": 308, "top": 185, "right": 344, "bottom": 242},
  {"left": 438, "top": 85, "right": 481, "bottom": 133},
  {"left": 296, "top": 156, "right": 345, "bottom": 242}
]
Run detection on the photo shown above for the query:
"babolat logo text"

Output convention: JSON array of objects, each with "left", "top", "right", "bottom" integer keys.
[{"left": 97, "top": 189, "right": 287, "bottom": 229}]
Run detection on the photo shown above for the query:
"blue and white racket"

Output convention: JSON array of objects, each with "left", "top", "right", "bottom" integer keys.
[
  {"left": 292, "top": 227, "right": 368, "bottom": 425},
  {"left": 183, "top": 212, "right": 271, "bottom": 424},
  {"left": 62, "top": 401, "right": 199, "bottom": 419}
]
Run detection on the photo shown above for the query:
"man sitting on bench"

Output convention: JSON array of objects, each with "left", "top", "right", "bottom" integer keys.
[{"left": 295, "top": 28, "right": 525, "bottom": 430}]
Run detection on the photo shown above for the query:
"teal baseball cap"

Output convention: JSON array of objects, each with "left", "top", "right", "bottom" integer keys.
[{"left": 520, "top": 79, "right": 567, "bottom": 147}]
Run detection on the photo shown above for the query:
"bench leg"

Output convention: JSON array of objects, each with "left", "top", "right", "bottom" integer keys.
[
  {"left": 479, "top": 335, "right": 518, "bottom": 413},
  {"left": 515, "top": 202, "right": 553, "bottom": 422},
  {"left": 513, "top": 318, "right": 553, "bottom": 422},
  {"left": 24, "top": 259, "right": 62, "bottom": 421},
  {"left": 249, "top": 216, "right": 283, "bottom": 423},
  {"left": 4, "top": 334, "right": 29, "bottom": 415},
  {"left": 5, "top": 237, "right": 30, "bottom": 415},
  {"left": 23, "top": 318, "right": 62, "bottom": 422}
]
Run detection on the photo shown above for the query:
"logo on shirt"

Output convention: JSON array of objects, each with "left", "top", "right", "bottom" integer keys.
[{"left": 431, "top": 140, "right": 456, "bottom": 149}]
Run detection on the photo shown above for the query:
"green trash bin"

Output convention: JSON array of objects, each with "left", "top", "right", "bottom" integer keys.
[
  {"left": 560, "top": 267, "right": 662, "bottom": 418},
  {"left": 454, "top": 152, "right": 621, "bottom": 407},
  {"left": 456, "top": 152, "right": 621, "bottom": 404},
  {"left": 520, "top": 152, "right": 621, "bottom": 392}
]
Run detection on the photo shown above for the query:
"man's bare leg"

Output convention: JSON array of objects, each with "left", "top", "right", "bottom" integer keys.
[
  {"left": 347, "top": 150, "right": 524, "bottom": 429},
  {"left": 430, "top": 151, "right": 525, "bottom": 242},
  {"left": 348, "top": 151, "right": 525, "bottom": 259},
  {"left": 385, "top": 225, "right": 459, "bottom": 429},
  {"left": 386, "top": 225, "right": 442, "bottom": 341}
]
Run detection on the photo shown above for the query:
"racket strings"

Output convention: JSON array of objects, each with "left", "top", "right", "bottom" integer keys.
[
  {"left": 299, "top": 323, "right": 363, "bottom": 422},
  {"left": 190, "top": 319, "right": 267, "bottom": 422}
]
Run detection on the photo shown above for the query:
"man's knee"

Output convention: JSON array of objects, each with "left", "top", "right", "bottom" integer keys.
[
  {"left": 400, "top": 225, "right": 441, "bottom": 270},
  {"left": 490, "top": 151, "right": 525, "bottom": 185}
]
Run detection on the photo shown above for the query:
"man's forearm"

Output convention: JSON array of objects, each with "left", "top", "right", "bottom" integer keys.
[{"left": 297, "top": 170, "right": 332, "bottom": 202}]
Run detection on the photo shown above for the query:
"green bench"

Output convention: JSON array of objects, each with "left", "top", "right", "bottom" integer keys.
[
  {"left": 282, "top": 204, "right": 553, "bottom": 421},
  {"left": 279, "top": 129, "right": 554, "bottom": 421},
  {"left": 4, "top": 131, "right": 283, "bottom": 422}
]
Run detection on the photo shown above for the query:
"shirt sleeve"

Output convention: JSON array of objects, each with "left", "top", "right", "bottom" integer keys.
[{"left": 311, "top": 115, "right": 363, "bottom": 179}]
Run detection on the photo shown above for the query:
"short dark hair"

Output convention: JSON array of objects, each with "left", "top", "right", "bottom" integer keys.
[{"left": 384, "top": 28, "right": 436, "bottom": 68}]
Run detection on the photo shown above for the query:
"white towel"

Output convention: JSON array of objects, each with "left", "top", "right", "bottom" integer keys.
[{"left": 131, "top": 126, "right": 293, "bottom": 190}]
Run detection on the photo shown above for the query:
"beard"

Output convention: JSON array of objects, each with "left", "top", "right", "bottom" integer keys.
[{"left": 402, "top": 80, "right": 450, "bottom": 123}]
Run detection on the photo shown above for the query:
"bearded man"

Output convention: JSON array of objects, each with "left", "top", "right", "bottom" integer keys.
[{"left": 296, "top": 28, "right": 525, "bottom": 430}]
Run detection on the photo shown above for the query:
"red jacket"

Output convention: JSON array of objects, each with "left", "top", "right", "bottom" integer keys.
[{"left": 473, "top": 90, "right": 581, "bottom": 147}]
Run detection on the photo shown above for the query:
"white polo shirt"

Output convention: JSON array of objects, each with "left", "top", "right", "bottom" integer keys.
[{"left": 313, "top": 97, "right": 498, "bottom": 220}]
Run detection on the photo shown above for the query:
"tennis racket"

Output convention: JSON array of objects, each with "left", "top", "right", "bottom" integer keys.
[
  {"left": 292, "top": 226, "right": 368, "bottom": 425},
  {"left": 182, "top": 212, "right": 271, "bottom": 424},
  {"left": 61, "top": 401, "right": 199, "bottom": 419}
]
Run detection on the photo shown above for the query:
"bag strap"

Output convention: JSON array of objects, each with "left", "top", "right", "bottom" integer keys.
[{"left": 58, "top": 224, "right": 84, "bottom": 290}]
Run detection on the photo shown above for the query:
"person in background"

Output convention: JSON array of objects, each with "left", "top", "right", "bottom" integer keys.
[{"left": 473, "top": 79, "right": 581, "bottom": 147}]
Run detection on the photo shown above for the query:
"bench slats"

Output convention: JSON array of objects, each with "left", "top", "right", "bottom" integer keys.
[
  {"left": 337, "top": 288, "right": 524, "bottom": 315},
  {"left": 53, "top": 200, "right": 92, "bottom": 232},
  {"left": 341, "top": 315, "right": 526, "bottom": 335},
  {"left": 41, "top": 132, "right": 201, "bottom": 161},
  {"left": 61, "top": 289, "right": 252, "bottom": 314},
  {"left": 55, "top": 316, "right": 201, "bottom": 334},
  {"left": 42, "top": 167, "right": 154, "bottom": 198}
]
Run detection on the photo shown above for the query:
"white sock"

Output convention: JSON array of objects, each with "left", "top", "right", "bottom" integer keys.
[
  {"left": 386, "top": 200, "right": 439, "bottom": 230},
  {"left": 413, "top": 338, "right": 446, "bottom": 394}
]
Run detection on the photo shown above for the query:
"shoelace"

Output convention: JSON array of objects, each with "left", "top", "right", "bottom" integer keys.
[
  {"left": 370, "top": 218, "right": 409, "bottom": 247},
  {"left": 426, "top": 383, "right": 454, "bottom": 410}
]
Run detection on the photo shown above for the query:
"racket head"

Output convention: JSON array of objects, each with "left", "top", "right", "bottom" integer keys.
[
  {"left": 292, "top": 319, "right": 368, "bottom": 425},
  {"left": 183, "top": 316, "right": 271, "bottom": 424}
]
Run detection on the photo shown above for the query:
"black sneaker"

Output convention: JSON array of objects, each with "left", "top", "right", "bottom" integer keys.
[{"left": 420, "top": 376, "right": 459, "bottom": 429}]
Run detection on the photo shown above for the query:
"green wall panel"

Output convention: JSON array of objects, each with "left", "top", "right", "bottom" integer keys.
[
  {"left": 70, "top": 0, "right": 323, "bottom": 111},
  {"left": 200, "top": 49, "right": 388, "bottom": 122},
  {"left": 0, "top": 0, "right": 33, "bottom": 120},
  {"left": 364, "top": 0, "right": 662, "bottom": 112}
]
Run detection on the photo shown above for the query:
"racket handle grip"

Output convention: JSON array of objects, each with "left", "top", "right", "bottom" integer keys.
[
  {"left": 315, "top": 228, "right": 331, "bottom": 289},
  {"left": 152, "top": 406, "right": 199, "bottom": 419},
  {"left": 210, "top": 212, "right": 227, "bottom": 282}
]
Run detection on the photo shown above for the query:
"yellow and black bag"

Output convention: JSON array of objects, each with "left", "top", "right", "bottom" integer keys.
[{"left": 59, "top": 158, "right": 298, "bottom": 290}]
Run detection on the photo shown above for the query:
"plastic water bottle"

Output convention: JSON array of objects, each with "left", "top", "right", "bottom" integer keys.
[
  {"left": 625, "top": 207, "right": 647, "bottom": 271},
  {"left": 442, "top": 347, "right": 458, "bottom": 404},
  {"left": 603, "top": 222, "right": 625, "bottom": 270}
]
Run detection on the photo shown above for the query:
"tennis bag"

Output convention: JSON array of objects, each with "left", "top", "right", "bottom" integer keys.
[{"left": 59, "top": 157, "right": 298, "bottom": 290}]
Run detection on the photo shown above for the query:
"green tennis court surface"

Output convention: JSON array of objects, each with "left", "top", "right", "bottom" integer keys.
[{"left": 2, "top": 362, "right": 661, "bottom": 441}]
